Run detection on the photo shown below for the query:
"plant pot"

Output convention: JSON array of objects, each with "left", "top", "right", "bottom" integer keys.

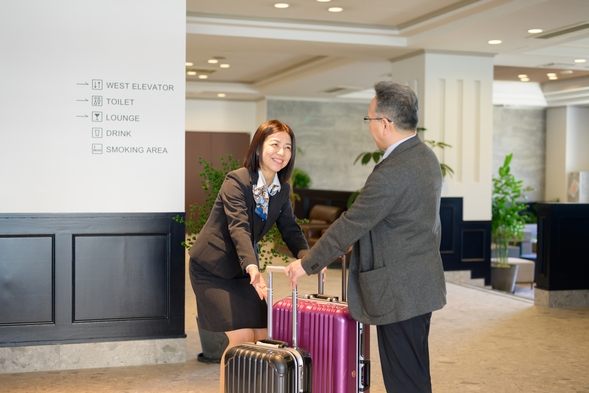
[
  {"left": 491, "top": 264, "right": 519, "bottom": 293},
  {"left": 196, "top": 316, "right": 229, "bottom": 364}
]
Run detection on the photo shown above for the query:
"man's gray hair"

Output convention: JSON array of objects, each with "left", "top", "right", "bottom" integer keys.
[{"left": 374, "top": 81, "right": 419, "bottom": 132}]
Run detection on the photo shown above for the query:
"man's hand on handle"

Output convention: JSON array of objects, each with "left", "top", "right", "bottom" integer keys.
[{"left": 284, "top": 259, "right": 307, "bottom": 289}]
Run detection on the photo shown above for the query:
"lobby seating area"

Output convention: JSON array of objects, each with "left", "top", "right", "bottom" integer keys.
[{"left": 299, "top": 204, "right": 343, "bottom": 248}]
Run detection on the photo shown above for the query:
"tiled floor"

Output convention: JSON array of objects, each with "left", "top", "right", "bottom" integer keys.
[{"left": 2, "top": 265, "right": 589, "bottom": 392}]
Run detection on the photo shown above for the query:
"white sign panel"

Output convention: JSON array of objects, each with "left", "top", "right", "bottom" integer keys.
[{"left": 0, "top": 0, "right": 185, "bottom": 213}]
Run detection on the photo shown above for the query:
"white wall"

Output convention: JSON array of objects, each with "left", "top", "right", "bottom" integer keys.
[
  {"left": 0, "top": 0, "right": 185, "bottom": 213},
  {"left": 567, "top": 107, "right": 589, "bottom": 174},
  {"left": 185, "top": 99, "right": 257, "bottom": 134},
  {"left": 545, "top": 107, "right": 569, "bottom": 202}
]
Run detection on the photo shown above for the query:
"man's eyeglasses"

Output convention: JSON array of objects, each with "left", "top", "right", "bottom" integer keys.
[{"left": 363, "top": 116, "right": 392, "bottom": 125}]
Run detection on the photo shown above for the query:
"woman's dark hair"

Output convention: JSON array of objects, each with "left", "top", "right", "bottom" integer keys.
[{"left": 243, "top": 120, "right": 297, "bottom": 184}]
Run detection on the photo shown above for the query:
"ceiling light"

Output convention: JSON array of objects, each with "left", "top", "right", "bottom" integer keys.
[
  {"left": 561, "top": 70, "right": 573, "bottom": 74},
  {"left": 185, "top": 62, "right": 193, "bottom": 67},
  {"left": 186, "top": 71, "right": 197, "bottom": 76},
  {"left": 208, "top": 59, "right": 219, "bottom": 64},
  {"left": 328, "top": 7, "right": 343, "bottom": 12},
  {"left": 574, "top": 58, "right": 587, "bottom": 63},
  {"left": 546, "top": 73, "right": 557, "bottom": 77},
  {"left": 520, "top": 78, "right": 530, "bottom": 82},
  {"left": 198, "top": 75, "right": 208, "bottom": 79},
  {"left": 220, "top": 64, "right": 230, "bottom": 68},
  {"left": 317, "top": 0, "right": 331, "bottom": 2},
  {"left": 518, "top": 74, "right": 528, "bottom": 78},
  {"left": 217, "top": 93, "right": 226, "bottom": 98},
  {"left": 528, "top": 28, "right": 543, "bottom": 34},
  {"left": 548, "top": 76, "right": 558, "bottom": 80},
  {"left": 274, "top": 3, "right": 289, "bottom": 8},
  {"left": 488, "top": 39, "right": 502, "bottom": 45}
]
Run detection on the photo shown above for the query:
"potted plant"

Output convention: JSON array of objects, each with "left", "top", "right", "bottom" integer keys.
[{"left": 491, "top": 153, "right": 530, "bottom": 292}]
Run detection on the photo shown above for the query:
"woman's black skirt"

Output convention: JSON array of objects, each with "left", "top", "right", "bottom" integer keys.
[{"left": 189, "top": 258, "right": 267, "bottom": 332}]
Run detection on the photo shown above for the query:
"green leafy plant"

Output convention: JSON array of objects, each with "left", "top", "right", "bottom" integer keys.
[
  {"left": 292, "top": 168, "right": 312, "bottom": 189},
  {"left": 173, "top": 154, "right": 300, "bottom": 271},
  {"left": 354, "top": 128, "right": 454, "bottom": 177},
  {"left": 422, "top": 139, "right": 454, "bottom": 178},
  {"left": 491, "top": 153, "right": 532, "bottom": 267},
  {"left": 350, "top": 128, "right": 453, "bottom": 207}
]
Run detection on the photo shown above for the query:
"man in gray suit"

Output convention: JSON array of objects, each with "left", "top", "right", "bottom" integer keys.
[{"left": 285, "top": 81, "right": 447, "bottom": 392}]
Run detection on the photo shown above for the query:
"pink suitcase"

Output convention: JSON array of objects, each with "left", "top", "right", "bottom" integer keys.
[{"left": 272, "top": 254, "right": 370, "bottom": 393}]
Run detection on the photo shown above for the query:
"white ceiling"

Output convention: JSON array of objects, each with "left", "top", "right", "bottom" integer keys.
[{"left": 185, "top": 0, "right": 589, "bottom": 101}]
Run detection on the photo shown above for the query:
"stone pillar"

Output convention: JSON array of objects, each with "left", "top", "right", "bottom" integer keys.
[
  {"left": 389, "top": 50, "right": 495, "bottom": 221},
  {"left": 545, "top": 106, "right": 589, "bottom": 202}
]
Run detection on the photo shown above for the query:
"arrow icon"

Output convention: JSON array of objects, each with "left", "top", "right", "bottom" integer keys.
[
  {"left": 77, "top": 98, "right": 88, "bottom": 102},
  {"left": 77, "top": 82, "right": 89, "bottom": 86},
  {"left": 76, "top": 114, "right": 89, "bottom": 118}
]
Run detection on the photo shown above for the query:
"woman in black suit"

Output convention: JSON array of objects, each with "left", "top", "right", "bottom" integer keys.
[{"left": 188, "top": 120, "right": 309, "bottom": 388}]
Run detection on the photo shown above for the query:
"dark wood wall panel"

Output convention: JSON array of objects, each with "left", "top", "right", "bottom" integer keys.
[
  {"left": 73, "top": 234, "right": 168, "bottom": 322},
  {"left": 462, "top": 229, "right": 487, "bottom": 262},
  {"left": 439, "top": 204, "right": 458, "bottom": 254},
  {"left": 0, "top": 213, "right": 185, "bottom": 346},
  {"left": 536, "top": 203, "right": 589, "bottom": 291},
  {"left": 0, "top": 236, "right": 54, "bottom": 325}
]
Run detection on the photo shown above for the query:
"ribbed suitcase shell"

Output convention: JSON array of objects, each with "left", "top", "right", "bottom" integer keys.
[
  {"left": 224, "top": 343, "right": 312, "bottom": 393},
  {"left": 273, "top": 297, "right": 370, "bottom": 393},
  {"left": 224, "top": 266, "right": 312, "bottom": 393}
]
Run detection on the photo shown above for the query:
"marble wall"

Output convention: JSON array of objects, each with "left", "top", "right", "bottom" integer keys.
[
  {"left": 269, "top": 100, "right": 548, "bottom": 203},
  {"left": 492, "top": 106, "right": 547, "bottom": 202},
  {"left": 0, "top": 338, "right": 186, "bottom": 374},
  {"left": 268, "top": 99, "right": 375, "bottom": 192}
]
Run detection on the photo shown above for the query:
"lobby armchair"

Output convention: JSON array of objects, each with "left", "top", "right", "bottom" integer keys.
[{"left": 300, "top": 205, "right": 344, "bottom": 248}]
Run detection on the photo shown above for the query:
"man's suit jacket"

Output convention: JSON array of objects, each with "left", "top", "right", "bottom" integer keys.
[
  {"left": 189, "top": 167, "right": 308, "bottom": 279},
  {"left": 301, "top": 135, "right": 447, "bottom": 325}
]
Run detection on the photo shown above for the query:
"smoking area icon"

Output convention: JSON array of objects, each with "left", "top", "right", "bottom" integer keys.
[{"left": 92, "top": 144, "right": 103, "bottom": 154}]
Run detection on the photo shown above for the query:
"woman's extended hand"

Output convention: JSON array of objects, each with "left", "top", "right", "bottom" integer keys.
[{"left": 247, "top": 266, "right": 268, "bottom": 300}]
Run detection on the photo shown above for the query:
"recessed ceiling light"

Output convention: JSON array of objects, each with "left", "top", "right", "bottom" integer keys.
[
  {"left": 274, "top": 3, "right": 289, "bottom": 8},
  {"left": 574, "top": 58, "right": 587, "bottom": 63},
  {"left": 488, "top": 39, "right": 502, "bottom": 45},
  {"left": 548, "top": 76, "right": 558, "bottom": 80},
  {"left": 528, "top": 28, "right": 542, "bottom": 34},
  {"left": 561, "top": 70, "right": 573, "bottom": 74},
  {"left": 217, "top": 93, "right": 226, "bottom": 98},
  {"left": 328, "top": 7, "right": 343, "bottom": 12},
  {"left": 208, "top": 59, "right": 219, "bottom": 64},
  {"left": 198, "top": 75, "right": 208, "bottom": 79},
  {"left": 185, "top": 62, "right": 193, "bottom": 67},
  {"left": 220, "top": 64, "right": 230, "bottom": 68},
  {"left": 547, "top": 73, "right": 557, "bottom": 77},
  {"left": 518, "top": 74, "right": 528, "bottom": 78},
  {"left": 317, "top": 0, "right": 331, "bottom": 2},
  {"left": 520, "top": 78, "right": 530, "bottom": 82},
  {"left": 186, "top": 71, "right": 197, "bottom": 76}
]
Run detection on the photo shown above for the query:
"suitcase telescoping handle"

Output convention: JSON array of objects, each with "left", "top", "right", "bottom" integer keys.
[
  {"left": 317, "top": 250, "right": 350, "bottom": 301},
  {"left": 265, "top": 265, "right": 299, "bottom": 349}
]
